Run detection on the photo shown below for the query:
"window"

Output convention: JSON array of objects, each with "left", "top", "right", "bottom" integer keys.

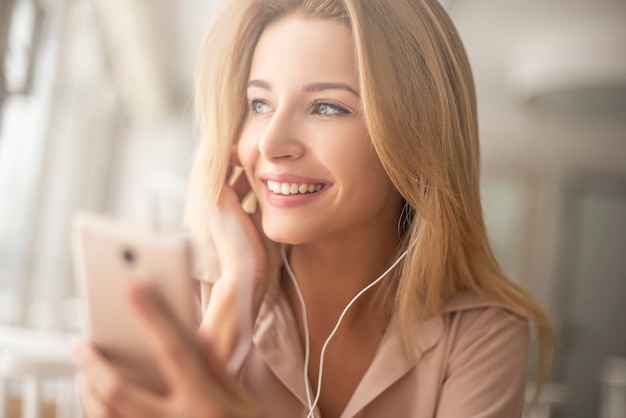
[{"left": 0, "top": 0, "right": 123, "bottom": 331}]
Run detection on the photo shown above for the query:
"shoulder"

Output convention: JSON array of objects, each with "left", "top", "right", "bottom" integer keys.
[
  {"left": 442, "top": 289, "right": 529, "bottom": 319},
  {"left": 441, "top": 289, "right": 530, "bottom": 341},
  {"left": 442, "top": 290, "right": 529, "bottom": 338},
  {"left": 410, "top": 290, "right": 530, "bottom": 359},
  {"left": 437, "top": 290, "right": 530, "bottom": 372},
  {"left": 420, "top": 292, "right": 531, "bottom": 416}
]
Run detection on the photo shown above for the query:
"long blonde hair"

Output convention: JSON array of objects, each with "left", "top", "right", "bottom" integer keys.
[{"left": 186, "top": 0, "right": 553, "bottom": 386}]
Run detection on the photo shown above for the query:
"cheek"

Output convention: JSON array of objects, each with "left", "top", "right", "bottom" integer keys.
[
  {"left": 335, "top": 141, "right": 397, "bottom": 199},
  {"left": 326, "top": 133, "right": 386, "bottom": 184},
  {"left": 361, "top": 157, "right": 395, "bottom": 197}
]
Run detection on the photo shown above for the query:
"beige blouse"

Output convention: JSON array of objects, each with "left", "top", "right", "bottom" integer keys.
[{"left": 240, "top": 282, "right": 530, "bottom": 418}]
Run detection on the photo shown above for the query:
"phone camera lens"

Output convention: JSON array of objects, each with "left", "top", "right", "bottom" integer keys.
[{"left": 122, "top": 248, "right": 136, "bottom": 264}]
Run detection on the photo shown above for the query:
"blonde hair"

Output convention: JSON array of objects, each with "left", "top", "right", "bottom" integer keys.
[{"left": 186, "top": 0, "right": 553, "bottom": 387}]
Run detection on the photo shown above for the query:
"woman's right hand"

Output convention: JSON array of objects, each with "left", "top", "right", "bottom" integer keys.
[{"left": 195, "top": 148, "right": 280, "bottom": 370}]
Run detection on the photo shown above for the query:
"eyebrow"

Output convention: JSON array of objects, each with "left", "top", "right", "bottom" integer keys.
[{"left": 247, "top": 79, "right": 360, "bottom": 98}]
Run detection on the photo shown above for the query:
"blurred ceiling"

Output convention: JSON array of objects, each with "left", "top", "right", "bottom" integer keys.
[{"left": 449, "top": 0, "right": 626, "bottom": 117}]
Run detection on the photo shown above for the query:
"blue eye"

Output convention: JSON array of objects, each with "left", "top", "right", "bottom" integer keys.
[
  {"left": 250, "top": 99, "right": 271, "bottom": 114},
  {"left": 314, "top": 102, "right": 349, "bottom": 116}
]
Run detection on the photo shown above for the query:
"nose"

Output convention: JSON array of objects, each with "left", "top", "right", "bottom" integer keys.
[{"left": 258, "top": 108, "right": 305, "bottom": 161}]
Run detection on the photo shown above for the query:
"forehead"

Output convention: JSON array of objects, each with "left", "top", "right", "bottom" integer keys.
[{"left": 248, "top": 16, "right": 358, "bottom": 87}]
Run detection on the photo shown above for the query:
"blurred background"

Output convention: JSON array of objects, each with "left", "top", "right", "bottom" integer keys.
[{"left": 0, "top": 0, "right": 625, "bottom": 417}]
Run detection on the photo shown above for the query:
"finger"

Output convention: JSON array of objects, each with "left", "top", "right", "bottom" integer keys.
[
  {"left": 125, "top": 283, "right": 213, "bottom": 391},
  {"left": 227, "top": 146, "right": 250, "bottom": 201},
  {"left": 76, "top": 373, "right": 114, "bottom": 418},
  {"left": 197, "top": 337, "right": 240, "bottom": 392},
  {"left": 73, "top": 343, "right": 123, "bottom": 403},
  {"left": 196, "top": 338, "right": 264, "bottom": 417},
  {"left": 74, "top": 344, "right": 164, "bottom": 418},
  {"left": 210, "top": 186, "right": 263, "bottom": 271},
  {"left": 110, "top": 382, "right": 164, "bottom": 418},
  {"left": 193, "top": 240, "right": 222, "bottom": 284},
  {"left": 127, "top": 289, "right": 261, "bottom": 418}
]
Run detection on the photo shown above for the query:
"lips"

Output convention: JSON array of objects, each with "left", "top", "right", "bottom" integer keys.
[{"left": 266, "top": 180, "right": 324, "bottom": 195}]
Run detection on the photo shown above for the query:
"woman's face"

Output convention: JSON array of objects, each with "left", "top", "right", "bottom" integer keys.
[{"left": 238, "top": 16, "right": 403, "bottom": 245}]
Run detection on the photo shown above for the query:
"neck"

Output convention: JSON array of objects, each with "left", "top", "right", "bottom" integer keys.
[{"left": 281, "top": 230, "right": 402, "bottom": 332}]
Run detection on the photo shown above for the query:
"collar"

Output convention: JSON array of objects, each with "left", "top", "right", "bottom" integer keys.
[{"left": 251, "top": 281, "right": 516, "bottom": 417}]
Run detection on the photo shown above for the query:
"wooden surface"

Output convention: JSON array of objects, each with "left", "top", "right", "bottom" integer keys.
[{"left": 6, "top": 396, "right": 57, "bottom": 418}]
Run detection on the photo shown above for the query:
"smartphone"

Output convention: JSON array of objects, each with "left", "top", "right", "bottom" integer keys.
[{"left": 72, "top": 211, "right": 195, "bottom": 394}]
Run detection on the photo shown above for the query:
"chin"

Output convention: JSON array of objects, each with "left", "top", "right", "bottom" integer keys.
[
  {"left": 263, "top": 229, "right": 304, "bottom": 246},
  {"left": 262, "top": 218, "right": 313, "bottom": 245}
]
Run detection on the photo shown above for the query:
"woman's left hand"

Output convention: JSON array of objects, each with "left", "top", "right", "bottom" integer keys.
[{"left": 73, "top": 282, "right": 263, "bottom": 418}]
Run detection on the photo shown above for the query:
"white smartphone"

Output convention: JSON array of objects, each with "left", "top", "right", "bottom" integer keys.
[{"left": 72, "top": 211, "right": 195, "bottom": 394}]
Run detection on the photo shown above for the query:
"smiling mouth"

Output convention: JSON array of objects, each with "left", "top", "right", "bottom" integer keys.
[{"left": 267, "top": 180, "right": 324, "bottom": 195}]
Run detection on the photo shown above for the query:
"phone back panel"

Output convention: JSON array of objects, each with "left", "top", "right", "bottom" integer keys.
[{"left": 73, "top": 212, "right": 194, "bottom": 394}]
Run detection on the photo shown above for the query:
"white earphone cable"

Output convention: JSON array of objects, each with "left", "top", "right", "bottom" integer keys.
[
  {"left": 281, "top": 245, "right": 313, "bottom": 410},
  {"left": 281, "top": 244, "right": 409, "bottom": 418}
]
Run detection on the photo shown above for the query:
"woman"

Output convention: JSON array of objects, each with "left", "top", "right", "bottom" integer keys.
[{"left": 74, "top": 0, "right": 553, "bottom": 416}]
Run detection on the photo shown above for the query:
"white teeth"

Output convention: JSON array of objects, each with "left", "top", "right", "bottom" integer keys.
[{"left": 266, "top": 180, "right": 324, "bottom": 195}]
